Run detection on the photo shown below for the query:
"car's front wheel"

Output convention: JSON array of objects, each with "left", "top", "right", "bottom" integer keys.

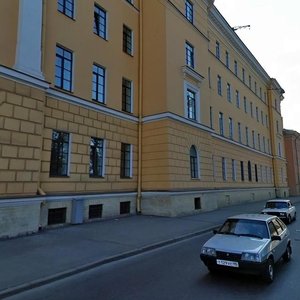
[
  {"left": 283, "top": 244, "right": 292, "bottom": 262},
  {"left": 294, "top": 212, "right": 297, "bottom": 221},
  {"left": 262, "top": 258, "right": 274, "bottom": 283}
]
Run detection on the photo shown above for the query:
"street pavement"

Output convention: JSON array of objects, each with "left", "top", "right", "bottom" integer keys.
[{"left": 1, "top": 196, "right": 299, "bottom": 299}]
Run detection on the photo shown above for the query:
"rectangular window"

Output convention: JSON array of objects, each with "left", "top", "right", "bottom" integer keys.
[
  {"left": 55, "top": 45, "right": 73, "bottom": 91},
  {"left": 256, "top": 107, "right": 259, "bottom": 121},
  {"left": 225, "top": 51, "right": 230, "bottom": 68},
  {"left": 234, "top": 60, "right": 238, "bottom": 76},
  {"left": 244, "top": 97, "right": 247, "bottom": 113},
  {"left": 120, "top": 143, "right": 132, "bottom": 178},
  {"left": 229, "top": 117, "right": 233, "bottom": 139},
  {"left": 185, "top": 0, "right": 193, "bottom": 23},
  {"left": 222, "top": 157, "right": 227, "bottom": 181},
  {"left": 58, "top": 0, "right": 74, "bottom": 18},
  {"left": 226, "top": 83, "right": 231, "bottom": 102},
  {"left": 255, "top": 82, "right": 257, "bottom": 94},
  {"left": 252, "top": 130, "right": 255, "bottom": 148},
  {"left": 89, "top": 137, "right": 104, "bottom": 178},
  {"left": 216, "top": 41, "right": 220, "bottom": 59},
  {"left": 187, "top": 89, "right": 196, "bottom": 120},
  {"left": 94, "top": 5, "right": 107, "bottom": 39},
  {"left": 255, "top": 164, "right": 258, "bottom": 182},
  {"left": 122, "top": 78, "right": 132, "bottom": 113},
  {"left": 249, "top": 75, "right": 252, "bottom": 89},
  {"left": 48, "top": 208, "right": 67, "bottom": 225},
  {"left": 245, "top": 126, "right": 249, "bottom": 145},
  {"left": 242, "top": 68, "right": 245, "bottom": 83},
  {"left": 259, "top": 87, "right": 262, "bottom": 99},
  {"left": 217, "top": 75, "right": 222, "bottom": 95},
  {"left": 258, "top": 133, "right": 261, "bottom": 150},
  {"left": 89, "top": 204, "right": 103, "bottom": 219},
  {"left": 194, "top": 197, "right": 201, "bottom": 210},
  {"left": 240, "top": 161, "right": 244, "bottom": 181},
  {"left": 232, "top": 159, "right": 236, "bottom": 181},
  {"left": 238, "top": 122, "right": 242, "bottom": 143},
  {"left": 219, "top": 112, "right": 224, "bottom": 136},
  {"left": 263, "top": 136, "right": 266, "bottom": 152},
  {"left": 210, "top": 106, "right": 213, "bottom": 128},
  {"left": 92, "top": 64, "right": 105, "bottom": 103},
  {"left": 235, "top": 90, "right": 240, "bottom": 108},
  {"left": 250, "top": 102, "right": 253, "bottom": 117},
  {"left": 261, "top": 111, "right": 264, "bottom": 125},
  {"left": 50, "top": 130, "right": 70, "bottom": 177},
  {"left": 185, "top": 42, "right": 194, "bottom": 68},
  {"left": 123, "top": 25, "right": 133, "bottom": 55}
]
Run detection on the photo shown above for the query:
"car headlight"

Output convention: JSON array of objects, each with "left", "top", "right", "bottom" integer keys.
[
  {"left": 279, "top": 212, "right": 286, "bottom": 216},
  {"left": 201, "top": 247, "right": 216, "bottom": 257},
  {"left": 241, "top": 252, "right": 260, "bottom": 262}
]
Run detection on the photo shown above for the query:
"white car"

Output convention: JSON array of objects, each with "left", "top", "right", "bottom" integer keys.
[
  {"left": 262, "top": 199, "right": 296, "bottom": 224},
  {"left": 200, "top": 214, "right": 292, "bottom": 283}
]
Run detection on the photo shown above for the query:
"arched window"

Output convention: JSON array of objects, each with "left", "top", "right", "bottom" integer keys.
[{"left": 190, "top": 145, "right": 199, "bottom": 179}]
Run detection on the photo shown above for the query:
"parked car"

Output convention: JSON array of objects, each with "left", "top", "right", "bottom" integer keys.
[
  {"left": 200, "top": 214, "right": 292, "bottom": 283},
  {"left": 261, "top": 199, "right": 296, "bottom": 224}
]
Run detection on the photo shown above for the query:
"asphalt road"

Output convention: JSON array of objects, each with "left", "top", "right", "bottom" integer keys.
[{"left": 6, "top": 215, "right": 300, "bottom": 300}]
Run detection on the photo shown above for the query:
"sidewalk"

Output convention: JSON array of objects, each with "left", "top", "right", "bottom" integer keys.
[{"left": 0, "top": 197, "right": 299, "bottom": 298}]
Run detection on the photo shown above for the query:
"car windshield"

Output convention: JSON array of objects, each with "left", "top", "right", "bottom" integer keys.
[
  {"left": 265, "top": 201, "right": 288, "bottom": 209},
  {"left": 218, "top": 219, "right": 269, "bottom": 239}
]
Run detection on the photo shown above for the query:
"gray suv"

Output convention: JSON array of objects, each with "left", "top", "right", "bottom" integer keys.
[{"left": 200, "top": 214, "right": 291, "bottom": 283}]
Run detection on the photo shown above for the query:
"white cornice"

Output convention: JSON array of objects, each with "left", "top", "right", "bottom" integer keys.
[
  {"left": 47, "top": 89, "right": 139, "bottom": 123},
  {"left": 0, "top": 65, "right": 49, "bottom": 90},
  {"left": 208, "top": 7, "right": 270, "bottom": 83},
  {"left": 143, "top": 112, "right": 214, "bottom": 134}
]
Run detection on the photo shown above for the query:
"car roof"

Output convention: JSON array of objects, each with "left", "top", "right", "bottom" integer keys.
[
  {"left": 227, "top": 213, "right": 276, "bottom": 222},
  {"left": 266, "top": 199, "right": 290, "bottom": 203}
]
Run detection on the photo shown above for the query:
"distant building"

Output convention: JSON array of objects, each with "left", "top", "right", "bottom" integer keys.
[
  {"left": 283, "top": 129, "right": 300, "bottom": 195},
  {"left": 0, "top": 0, "right": 288, "bottom": 238}
]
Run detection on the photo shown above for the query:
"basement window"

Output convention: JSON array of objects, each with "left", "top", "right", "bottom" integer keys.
[
  {"left": 89, "top": 204, "right": 103, "bottom": 219},
  {"left": 48, "top": 208, "right": 66, "bottom": 225},
  {"left": 120, "top": 201, "right": 131, "bottom": 215},
  {"left": 194, "top": 197, "right": 201, "bottom": 210}
]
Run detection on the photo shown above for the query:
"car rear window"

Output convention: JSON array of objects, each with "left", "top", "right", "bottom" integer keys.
[{"left": 265, "top": 202, "right": 288, "bottom": 209}]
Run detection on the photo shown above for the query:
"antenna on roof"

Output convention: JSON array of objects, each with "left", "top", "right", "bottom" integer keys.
[{"left": 232, "top": 25, "right": 250, "bottom": 31}]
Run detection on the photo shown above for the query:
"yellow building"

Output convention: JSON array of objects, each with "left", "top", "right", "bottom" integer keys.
[{"left": 0, "top": 0, "right": 288, "bottom": 238}]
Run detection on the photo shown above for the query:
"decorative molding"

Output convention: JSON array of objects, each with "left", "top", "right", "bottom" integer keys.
[
  {"left": 47, "top": 89, "right": 139, "bottom": 123},
  {"left": 209, "top": 7, "right": 270, "bottom": 83},
  {"left": 211, "top": 132, "right": 273, "bottom": 158},
  {"left": 182, "top": 66, "right": 205, "bottom": 85},
  {"left": 143, "top": 112, "right": 214, "bottom": 134},
  {"left": 0, "top": 65, "right": 49, "bottom": 90}
]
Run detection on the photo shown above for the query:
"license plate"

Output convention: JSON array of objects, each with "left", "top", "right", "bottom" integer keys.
[{"left": 216, "top": 259, "right": 239, "bottom": 268}]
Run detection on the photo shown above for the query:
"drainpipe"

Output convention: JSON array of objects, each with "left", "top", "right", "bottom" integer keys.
[
  {"left": 136, "top": 0, "right": 143, "bottom": 214},
  {"left": 294, "top": 134, "right": 300, "bottom": 195}
]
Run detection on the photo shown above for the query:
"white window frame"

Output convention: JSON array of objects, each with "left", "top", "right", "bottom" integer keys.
[{"left": 184, "top": 81, "right": 200, "bottom": 122}]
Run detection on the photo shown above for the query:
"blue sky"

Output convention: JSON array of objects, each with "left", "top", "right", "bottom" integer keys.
[{"left": 215, "top": 0, "right": 300, "bottom": 132}]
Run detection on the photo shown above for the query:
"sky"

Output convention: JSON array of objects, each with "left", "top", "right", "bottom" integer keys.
[{"left": 215, "top": 0, "right": 300, "bottom": 132}]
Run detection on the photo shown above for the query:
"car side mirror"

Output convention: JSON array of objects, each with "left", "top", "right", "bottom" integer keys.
[{"left": 271, "top": 235, "right": 281, "bottom": 241}]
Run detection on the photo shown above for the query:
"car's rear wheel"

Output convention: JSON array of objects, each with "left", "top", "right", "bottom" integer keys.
[
  {"left": 294, "top": 212, "right": 297, "bottom": 221},
  {"left": 288, "top": 215, "right": 292, "bottom": 224},
  {"left": 283, "top": 244, "right": 292, "bottom": 262},
  {"left": 262, "top": 258, "right": 274, "bottom": 283}
]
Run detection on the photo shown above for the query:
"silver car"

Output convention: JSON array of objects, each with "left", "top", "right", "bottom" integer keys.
[
  {"left": 262, "top": 199, "right": 296, "bottom": 224},
  {"left": 200, "top": 214, "right": 291, "bottom": 283}
]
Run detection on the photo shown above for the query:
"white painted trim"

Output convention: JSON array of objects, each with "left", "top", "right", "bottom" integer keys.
[
  {"left": 47, "top": 88, "right": 138, "bottom": 123},
  {"left": 143, "top": 112, "right": 214, "bottom": 133},
  {"left": 0, "top": 66, "right": 49, "bottom": 90},
  {"left": 129, "top": 144, "right": 133, "bottom": 178},
  {"left": 67, "top": 133, "right": 72, "bottom": 176},
  {"left": 14, "top": 0, "right": 44, "bottom": 79}
]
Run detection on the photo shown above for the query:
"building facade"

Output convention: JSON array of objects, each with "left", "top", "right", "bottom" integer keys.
[
  {"left": 0, "top": 0, "right": 288, "bottom": 238},
  {"left": 283, "top": 129, "right": 300, "bottom": 195}
]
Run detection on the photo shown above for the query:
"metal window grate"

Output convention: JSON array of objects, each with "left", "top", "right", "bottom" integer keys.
[
  {"left": 194, "top": 197, "right": 201, "bottom": 210},
  {"left": 48, "top": 208, "right": 67, "bottom": 225},
  {"left": 89, "top": 204, "right": 103, "bottom": 219},
  {"left": 120, "top": 201, "right": 131, "bottom": 214}
]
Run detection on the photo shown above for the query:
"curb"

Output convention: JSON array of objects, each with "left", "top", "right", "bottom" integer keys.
[{"left": 0, "top": 225, "right": 219, "bottom": 299}]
